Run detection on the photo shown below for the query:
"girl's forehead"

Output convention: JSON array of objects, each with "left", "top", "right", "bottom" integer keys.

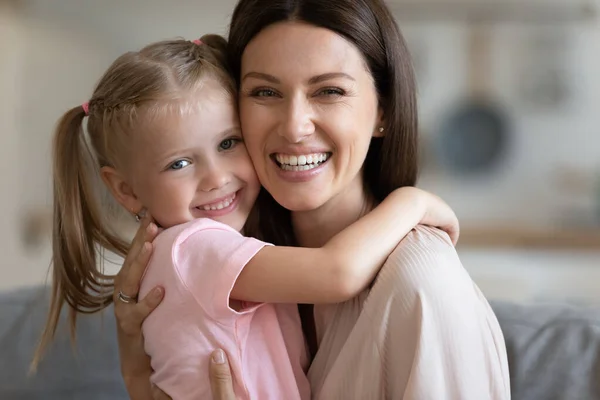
[
  {"left": 132, "top": 94, "right": 239, "bottom": 145},
  {"left": 140, "top": 83, "right": 235, "bottom": 120}
]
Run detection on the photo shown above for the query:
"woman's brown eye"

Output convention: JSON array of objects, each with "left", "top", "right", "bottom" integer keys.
[
  {"left": 320, "top": 88, "right": 344, "bottom": 96},
  {"left": 253, "top": 89, "right": 277, "bottom": 97}
]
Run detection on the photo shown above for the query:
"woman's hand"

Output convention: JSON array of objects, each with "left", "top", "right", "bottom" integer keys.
[
  {"left": 113, "top": 215, "right": 163, "bottom": 400},
  {"left": 149, "top": 349, "right": 236, "bottom": 400},
  {"left": 208, "top": 349, "right": 236, "bottom": 400},
  {"left": 417, "top": 189, "right": 460, "bottom": 246}
]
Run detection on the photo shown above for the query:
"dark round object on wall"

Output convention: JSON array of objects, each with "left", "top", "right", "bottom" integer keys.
[{"left": 436, "top": 101, "right": 510, "bottom": 174}]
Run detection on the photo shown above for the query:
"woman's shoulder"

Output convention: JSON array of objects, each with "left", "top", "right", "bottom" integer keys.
[
  {"left": 405, "top": 224, "right": 453, "bottom": 246},
  {"left": 379, "top": 225, "right": 473, "bottom": 297},
  {"left": 390, "top": 225, "right": 455, "bottom": 259}
]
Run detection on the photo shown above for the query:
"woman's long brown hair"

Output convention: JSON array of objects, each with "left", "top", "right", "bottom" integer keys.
[
  {"left": 32, "top": 35, "right": 235, "bottom": 370},
  {"left": 230, "top": 0, "right": 419, "bottom": 358}
]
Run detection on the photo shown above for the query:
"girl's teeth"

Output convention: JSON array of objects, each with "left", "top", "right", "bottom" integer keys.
[{"left": 202, "top": 193, "right": 236, "bottom": 211}]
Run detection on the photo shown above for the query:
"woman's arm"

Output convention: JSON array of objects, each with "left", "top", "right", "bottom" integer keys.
[
  {"left": 113, "top": 216, "right": 163, "bottom": 400},
  {"left": 232, "top": 187, "right": 459, "bottom": 304}
]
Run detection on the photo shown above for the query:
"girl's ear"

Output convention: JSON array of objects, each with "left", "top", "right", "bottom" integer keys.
[{"left": 100, "top": 167, "right": 143, "bottom": 215}]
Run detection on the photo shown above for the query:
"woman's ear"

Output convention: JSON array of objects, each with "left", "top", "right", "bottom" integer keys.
[
  {"left": 100, "top": 166, "right": 143, "bottom": 216},
  {"left": 373, "top": 107, "right": 385, "bottom": 138}
]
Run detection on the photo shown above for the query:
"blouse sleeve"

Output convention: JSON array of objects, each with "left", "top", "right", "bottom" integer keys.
[{"left": 383, "top": 226, "right": 511, "bottom": 399}]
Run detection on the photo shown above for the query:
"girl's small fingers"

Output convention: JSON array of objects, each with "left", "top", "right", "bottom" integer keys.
[{"left": 447, "top": 225, "right": 459, "bottom": 246}]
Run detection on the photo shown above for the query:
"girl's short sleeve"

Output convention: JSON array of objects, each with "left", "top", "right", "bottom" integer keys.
[{"left": 172, "top": 220, "right": 270, "bottom": 321}]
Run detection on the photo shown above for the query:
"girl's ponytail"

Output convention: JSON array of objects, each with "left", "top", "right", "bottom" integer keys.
[{"left": 32, "top": 105, "right": 128, "bottom": 370}]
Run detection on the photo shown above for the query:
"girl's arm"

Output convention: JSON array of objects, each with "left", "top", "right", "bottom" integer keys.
[{"left": 232, "top": 187, "right": 458, "bottom": 304}]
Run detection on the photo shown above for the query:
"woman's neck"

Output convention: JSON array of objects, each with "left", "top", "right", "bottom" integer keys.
[{"left": 291, "top": 176, "right": 374, "bottom": 248}]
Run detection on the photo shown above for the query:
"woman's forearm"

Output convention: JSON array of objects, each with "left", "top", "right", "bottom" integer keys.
[{"left": 123, "top": 372, "right": 154, "bottom": 400}]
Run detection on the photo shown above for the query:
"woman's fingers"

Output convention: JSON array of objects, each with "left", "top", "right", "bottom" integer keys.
[
  {"left": 123, "top": 215, "right": 153, "bottom": 272},
  {"left": 209, "top": 349, "right": 236, "bottom": 400},
  {"left": 115, "top": 287, "right": 164, "bottom": 336},
  {"left": 120, "top": 240, "right": 154, "bottom": 299},
  {"left": 151, "top": 384, "right": 173, "bottom": 400},
  {"left": 116, "top": 218, "right": 159, "bottom": 301},
  {"left": 133, "top": 287, "right": 164, "bottom": 322}
]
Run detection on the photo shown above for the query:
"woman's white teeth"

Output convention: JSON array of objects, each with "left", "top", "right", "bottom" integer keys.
[
  {"left": 275, "top": 153, "right": 329, "bottom": 171},
  {"left": 202, "top": 193, "right": 236, "bottom": 211}
]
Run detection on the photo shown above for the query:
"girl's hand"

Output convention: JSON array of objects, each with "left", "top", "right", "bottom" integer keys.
[
  {"left": 113, "top": 214, "right": 164, "bottom": 399},
  {"left": 417, "top": 189, "right": 460, "bottom": 246}
]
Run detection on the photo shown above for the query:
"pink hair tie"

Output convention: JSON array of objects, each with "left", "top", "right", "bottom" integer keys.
[
  {"left": 192, "top": 39, "right": 203, "bottom": 45},
  {"left": 82, "top": 102, "right": 90, "bottom": 116}
]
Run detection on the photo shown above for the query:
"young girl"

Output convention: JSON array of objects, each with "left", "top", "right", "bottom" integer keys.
[{"left": 35, "top": 35, "right": 458, "bottom": 399}]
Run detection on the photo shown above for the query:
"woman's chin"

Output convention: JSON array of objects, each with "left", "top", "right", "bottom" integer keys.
[{"left": 271, "top": 193, "right": 327, "bottom": 213}]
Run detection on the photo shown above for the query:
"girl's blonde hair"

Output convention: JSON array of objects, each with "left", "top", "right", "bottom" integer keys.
[{"left": 32, "top": 34, "right": 235, "bottom": 369}]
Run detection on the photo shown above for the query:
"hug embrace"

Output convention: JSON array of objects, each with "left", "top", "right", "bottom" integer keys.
[{"left": 34, "top": 0, "right": 510, "bottom": 399}]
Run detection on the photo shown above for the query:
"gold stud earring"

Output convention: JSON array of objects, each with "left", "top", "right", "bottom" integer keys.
[{"left": 133, "top": 209, "right": 144, "bottom": 223}]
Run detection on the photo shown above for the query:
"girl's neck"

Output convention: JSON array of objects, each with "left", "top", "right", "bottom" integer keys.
[{"left": 291, "top": 175, "right": 374, "bottom": 248}]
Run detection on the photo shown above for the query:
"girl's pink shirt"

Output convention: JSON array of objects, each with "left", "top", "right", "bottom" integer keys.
[{"left": 139, "top": 218, "right": 311, "bottom": 400}]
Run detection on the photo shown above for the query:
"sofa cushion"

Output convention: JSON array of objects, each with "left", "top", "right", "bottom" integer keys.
[
  {"left": 0, "top": 286, "right": 127, "bottom": 399},
  {"left": 491, "top": 300, "right": 600, "bottom": 400},
  {"left": 2, "top": 286, "right": 600, "bottom": 400}
]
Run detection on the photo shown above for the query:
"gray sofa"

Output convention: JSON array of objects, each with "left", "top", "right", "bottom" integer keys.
[{"left": 1, "top": 286, "right": 599, "bottom": 400}]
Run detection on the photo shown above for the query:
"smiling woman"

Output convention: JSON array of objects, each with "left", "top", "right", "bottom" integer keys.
[{"left": 227, "top": 0, "right": 511, "bottom": 399}]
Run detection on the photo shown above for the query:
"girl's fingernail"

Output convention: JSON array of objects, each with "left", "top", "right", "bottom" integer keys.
[{"left": 212, "top": 349, "right": 225, "bottom": 364}]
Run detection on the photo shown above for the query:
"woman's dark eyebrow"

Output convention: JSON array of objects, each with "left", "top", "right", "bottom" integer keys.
[
  {"left": 242, "top": 72, "right": 280, "bottom": 84},
  {"left": 241, "top": 72, "right": 355, "bottom": 85},
  {"left": 308, "top": 72, "right": 355, "bottom": 84}
]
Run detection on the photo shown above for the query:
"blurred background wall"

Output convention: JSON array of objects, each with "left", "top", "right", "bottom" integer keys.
[{"left": 1, "top": 0, "right": 599, "bottom": 302}]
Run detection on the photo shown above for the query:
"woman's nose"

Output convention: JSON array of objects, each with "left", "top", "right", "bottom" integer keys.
[{"left": 278, "top": 96, "right": 315, "bottom": 143}]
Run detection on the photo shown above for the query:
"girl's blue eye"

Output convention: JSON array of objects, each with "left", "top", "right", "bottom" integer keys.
[
  {"left": 169, "top": 159, "right": 190, "bottom": 170},
  {"left": 219, "top": 138, "right": 239, "bottom": 151}
]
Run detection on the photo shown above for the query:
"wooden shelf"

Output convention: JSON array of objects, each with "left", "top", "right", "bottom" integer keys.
[{"left": 458, "top": 226, "right": 600, "bottom": 250}]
